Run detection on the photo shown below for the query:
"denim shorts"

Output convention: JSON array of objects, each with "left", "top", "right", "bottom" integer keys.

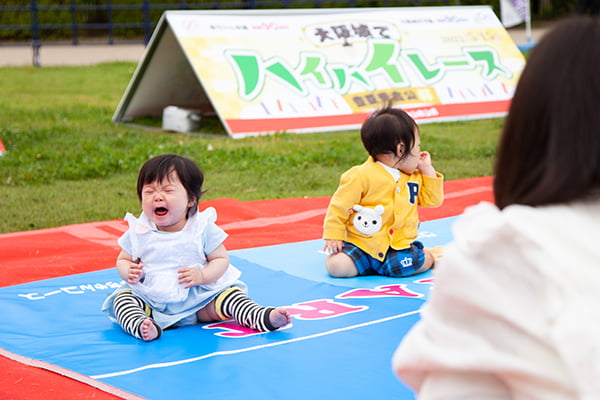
[{"left": 342, "top": 241, "right": 426, "bottom": 277}]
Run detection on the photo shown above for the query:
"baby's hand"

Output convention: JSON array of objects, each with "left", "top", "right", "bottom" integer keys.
[
  {"left": 323, "top": 239, "right": 344, "bottom": 255},
  {"left": 127, "top": 259, "right": 144, "bottom": 284},
  {"left": 418, "top": 151, "right": 432, "bottom": 168},
  {"left": 417, "top": 151, "right": 436, "bottom": 177},
  {"left": 178, "top": 267, "right": 204, "bottom": 289}
]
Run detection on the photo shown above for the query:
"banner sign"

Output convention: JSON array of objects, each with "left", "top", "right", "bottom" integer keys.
[{"left": 114, "top": 7, "right": 525, "bottom": 138}]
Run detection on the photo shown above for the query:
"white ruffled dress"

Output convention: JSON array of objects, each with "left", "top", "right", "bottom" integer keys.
[{"left": 101, "top": 207, "right": 246, "bottom": 329}]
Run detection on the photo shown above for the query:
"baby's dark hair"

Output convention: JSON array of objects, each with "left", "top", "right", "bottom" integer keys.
[
  {"left": 360, "top": 103, "right": 418, "bottom": 162},
  {"left": 136, "top": 154, "right": 206, "bottom": 217}
]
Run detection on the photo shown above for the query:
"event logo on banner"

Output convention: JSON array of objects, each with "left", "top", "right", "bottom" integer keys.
[{"left": 167, "top": 7, "right": 525, "bottom": 137}]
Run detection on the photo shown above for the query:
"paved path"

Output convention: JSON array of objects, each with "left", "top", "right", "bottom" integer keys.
[
  {"left": 0, "top": 43, "right": 147, "bottom": 67},
  {"left": 0, "top": 24, "right": 549, "bottom": 67}
]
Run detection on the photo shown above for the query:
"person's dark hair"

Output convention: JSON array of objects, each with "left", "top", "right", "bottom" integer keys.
[
  {"left": 136, "top": 154, "right": 206, "bottom": 217},
  {"left": 360, "top": 103, "right": 418, "bottom": 162},
  {"left": 493, "top": 16, "right": 600, "bottom": 209}
]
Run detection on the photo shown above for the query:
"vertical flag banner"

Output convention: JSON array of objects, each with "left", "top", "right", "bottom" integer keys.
[
  {"left": 501, "top": 0, "right": 526, "bottom": 27},
  {"left": 113, "top": 7, "right": 526, "bottom": 138}
]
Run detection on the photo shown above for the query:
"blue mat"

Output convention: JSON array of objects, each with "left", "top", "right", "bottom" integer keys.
[{"left": 0, "top": 217, "right": 456, "bottom": 399}]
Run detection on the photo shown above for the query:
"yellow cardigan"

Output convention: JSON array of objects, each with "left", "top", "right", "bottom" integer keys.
[{"left": 323, "top": 157, "right": 443, "bottom": 261}]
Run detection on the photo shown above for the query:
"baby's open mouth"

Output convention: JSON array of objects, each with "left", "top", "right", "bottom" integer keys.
[{"left": 154, "top": 207, "right": 168, "bottom": 216}]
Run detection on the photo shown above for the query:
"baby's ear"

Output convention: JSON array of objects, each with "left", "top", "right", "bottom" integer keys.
[
  {"left": 396, "top": 142, "right": 405, "bottom": 157},
  {"left": 187, "top": 195, "right": 198, "bottom": 208}
]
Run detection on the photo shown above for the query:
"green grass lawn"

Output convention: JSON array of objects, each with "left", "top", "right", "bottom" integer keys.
[{"left": 0, "top": 62, "right": 502, "bottom": 233}]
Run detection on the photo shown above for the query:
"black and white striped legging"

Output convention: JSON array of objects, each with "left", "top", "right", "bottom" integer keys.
[
  {"left": 113, "top": 287, "right": 276, "bottom": 340},
  {"left": 113, "top": 291, "right": 159, "bottom": 340},
  {"left": 216, "top": 287, "right": 277, "bottom": 332}
]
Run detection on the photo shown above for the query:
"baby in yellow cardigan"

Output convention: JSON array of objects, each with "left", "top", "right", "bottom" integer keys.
[{"left": 322, "top": 104, "right": 443, "bottom": 278}]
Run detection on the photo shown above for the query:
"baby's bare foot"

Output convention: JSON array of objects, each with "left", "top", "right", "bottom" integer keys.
[
  {"left": 140, "top": 318, "right": 160, "bottom": 341},
  {"left": 269, "top": 307, "right": 291, "bottom": 329}
]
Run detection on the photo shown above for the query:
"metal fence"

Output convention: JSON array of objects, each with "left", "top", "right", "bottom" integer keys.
[
  {"left": 1, "top": 0, "right": 456, "bottom": 66},
  {"left": 1, "top": 1, "right": 208, "bottom": 47},
  {"left": 1, "top": 0, "right": 456, "bottom": 45}
]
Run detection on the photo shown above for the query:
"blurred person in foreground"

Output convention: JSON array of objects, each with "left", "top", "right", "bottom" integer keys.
[{"left": 393, "top": 16, "right": 600, "bottom": 399}]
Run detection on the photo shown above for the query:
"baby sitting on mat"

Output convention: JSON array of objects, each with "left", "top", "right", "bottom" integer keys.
[
  {"left": 322, "top": 103, "right": 443, "bottom": 278},
  {"left": 102, "top": 154, "right": 290, "bottom": 341}
]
